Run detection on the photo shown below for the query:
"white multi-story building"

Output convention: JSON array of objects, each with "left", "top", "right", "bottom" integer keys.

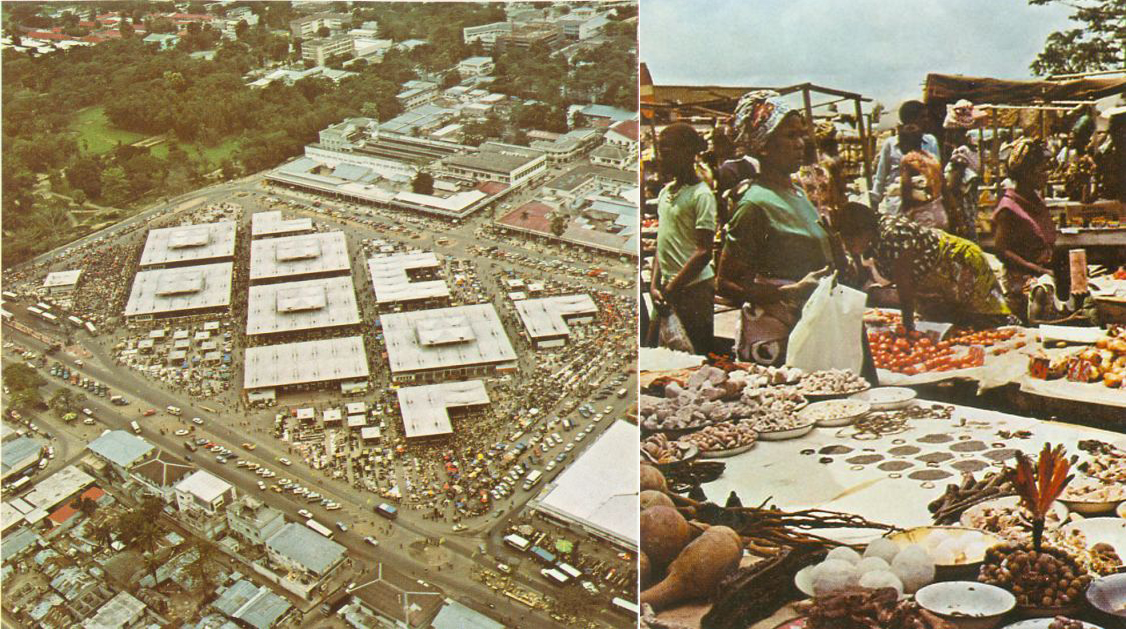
[
  {"left": 396, "top": 80, "right": 439, "bottom": 110},
  {"left": 462, "top": 21, "right": 511, "bottom": 49},
  {"left": 174, "top": 470, "right": 235, "bottom": 540},
  {"left": 457, "top": 56, "right": 495, "bottom": 77},
  {"left": 302, "top": 34, "right": 354, "bottom": 66}
]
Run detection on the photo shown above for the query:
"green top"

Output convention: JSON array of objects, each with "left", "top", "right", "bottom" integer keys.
[
  {"left": 656, "top": 181, "right": 717, "bottom": 288},
  {"left": 725, "top": 182, "right": 831, "bottom": 281}
]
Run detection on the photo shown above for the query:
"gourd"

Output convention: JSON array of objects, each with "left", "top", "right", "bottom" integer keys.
[
  {"left": 640, "top": 505, "right": 691, "bottom": 571},
  {"left": 640, "top": 551, "right": 652, "bottom": 589},
  {"left": 641, "top": 489, "right": 675, "bottom": 510},
  {"left": 641, "top": 464, "right": 667, "bottom": 491},
  {"left": 640, "top": 525, "right": 743, "bottom": 611}
]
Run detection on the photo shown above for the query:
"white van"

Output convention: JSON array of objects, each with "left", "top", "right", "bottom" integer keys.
[{"left": 166, "top": 406, "right": 182, "bottom": 416}]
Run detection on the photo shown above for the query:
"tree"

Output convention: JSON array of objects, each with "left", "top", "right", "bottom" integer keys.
[
  {"left": 440, "top": 70, "right": 461, "bottom": 89},
  {"left": 71, "top": 496, "right": 98, "bottom": 519},
  {"left": 1029, "top": 0, "right": 1125, "bottom": 75},
  {"left": 72, "top": 189, "right": 87, "bottom": 207},
  {"left": 48, "top": 389, "right": 77, "bottom": 416},
  {"left": 100, "top": 166, "right": 131, "bottom": 206},
  {"left": 119, "top": 18, "right": 135, "bottom": 39},
  {"left": 412, "top": 172, "right": 435, "bottom": 195},
  {"left": 88, "top": 522, "right": 114, "bottom": 548},
  {"left": 550, "top": 213, "right": 569, "bottom": 237},
  {"left": 235, "top": 19, "right": 250, "bottom": 40},
  {"left": 317, "top": 25, "right": 331, "bottom": 38},
  {"left": 3, "top": 364, "right": 45, "bottom": 393},
  {"left": 67, "top": 157, "right": 103, "bottom": 198}
]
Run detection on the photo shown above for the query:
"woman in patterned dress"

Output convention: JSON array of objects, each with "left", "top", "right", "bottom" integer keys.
[{"left": 835, "top": 202, "right": 1012, "bottom": 332}]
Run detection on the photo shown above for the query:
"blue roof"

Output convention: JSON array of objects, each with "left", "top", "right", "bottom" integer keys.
[
  {"left": 431, "top": 600, "right": 505, "bottom": 629},
  {"left": 332, "top": 163, "right": 373, "bottom": 181},
  {"left": 213, "top": 579, "right": 291, "bottom": 629},
  {"left": 265, "top": 523, "right": 345, "bottom": 575},
  {"left": 1, "top": 527, "right": 41, "bottom": 562},
  {"left": 86, "top": 431, "right": 154, "bottom": 468},
  {"left": 212, "top": 580, "right": 259, "bottom": 616},
  {"left": 1, "top": 436, "right": 43, "bottom": 476},
  {"left": 580, "top": 104, "right": 635, "bottom": 122}
]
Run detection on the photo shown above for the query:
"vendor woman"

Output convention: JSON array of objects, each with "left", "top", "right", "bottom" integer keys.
[
  {"left": 716, "top": 91, "right": 833, "bottom": 365},
  {"left": 835, "top": 201, "right": 1014, "bottom": 332},
  {"left": 992, "top": 138, "right": 1058, "bottom": 322},
  {"left": 651, "top": 123, "right": 717, "bottom": 355}
]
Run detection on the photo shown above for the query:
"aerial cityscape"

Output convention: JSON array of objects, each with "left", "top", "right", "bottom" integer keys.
[{"left": 0, "top": 2, "right": 640, "bottom": 628}]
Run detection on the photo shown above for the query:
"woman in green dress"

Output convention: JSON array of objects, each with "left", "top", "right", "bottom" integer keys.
[{"left": 716, "top": 91, "right": 836, "bottom": 365}]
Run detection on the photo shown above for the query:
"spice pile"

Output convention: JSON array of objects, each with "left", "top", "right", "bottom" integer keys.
[
  {"left": 978, "top": 543, "right": 1092, "bottom": 609},
  {"left": 800, "top": 587, "right": 955, "bottom": 629}
]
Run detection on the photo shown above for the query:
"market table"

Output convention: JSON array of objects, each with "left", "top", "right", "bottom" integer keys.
[{"left": 646, "top": 395, "right": 1126, "bottom": 629}]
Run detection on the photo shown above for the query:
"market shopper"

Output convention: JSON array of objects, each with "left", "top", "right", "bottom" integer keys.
[
  {"left": 650, "top": 123, "right": 717, "bottom": 355},
  {"left": 717, "top": 91, "right": 833, "bottom": 365},
  {"left": 871, "top": 100, "right": 941, "bottom": 215},
  {"left": 898, "top": 139, "right": 949, "bottom": 229},
  {"left": 836, "top": 201, "right": 1013, "bottom": 332},
  {"left": 992, "top": 137, "right": 1059, "bottom": 323}
]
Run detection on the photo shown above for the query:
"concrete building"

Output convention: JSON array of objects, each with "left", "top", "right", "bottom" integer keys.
[
  {"left": 139, "top": 221, "right": 237, "bottom": 268},
  {"left": 396, "top": 80, "right": 439, "bottom": 110},
  {"left": 589, "top": 144, "right": 634, "bottom": 169},
  {"left": 174, "top": 470, "right": 236, "bottom": 540},
  {"left": 302, "top": 34, "right": 353, "bottom": 66},
  {"left": 212, "top": 579, "right": 294, "bottom": 629},
  {"left": 42, "top": 269, "right": 82, "bottom": 295},
  {"left": 264, "top": 522, "right": 346, "bottom": 581},
  {"left": 289, "top": 11, "right": 351, "bottom": 38},
  {"left": 514, "top": 294, "right": 598, "bottom": 348},
  {"left": 432, "top": 599, "right": 505, "bottom": 629},
  {"left": 246, "top": 276, "right": 361, "bottom": 338},
  {"left": 226, "top": 496, "right": 286, "bottom": 546},
  {"left": 1, "top": 435, "right": 45, "bottom": 483},
  {"left": 559, "top": 13, "right": 609, "bottom": 40},
  {"left": 396, "top": 380, "right": 490, "bottom": 439},
  {"left": 443, "top": 142, "right": 546, "bottom": 186},
  {"left": 81, "top": 591, "right": 148, "bottom": 629},
  {"left": 457, "top": 56, "right": 495, "bottom": 77},
  {"left": 86, "top": 431, "right": 156, "bottom": 481},
  {"left": 462, "top": 21, "right": 511, "bottom": 49},
  {"left": 317, "top": 117, "right": 375, "bottom": 150},
  {"left": 124, "top": 262, "right": 233, "bottom": 321},
  {"left": 142, "top": 32, "right": 180, "bottom": 49},
  {"left": 381, "top": 304, "right": 517, "bottom": 383},
  {"left": 248, "top": 232, "right": 350, "bottom": 284},
  {"left": 529, "top": 128, "right": 602, "bottom": 163},
  {"left": 494, "top": 22, "right": 563, "bottom": 52},
  {"left": 243, "top": 336, "right": 369, "bottom": 398},
  {"left": 367, "top": 252, "right": 450, "bottom": 309},
  {"left": 23, "top": 466, "right": 97, "bottom": 522},
  {"left": 604, "top": 118, "right": 640, "bottom": 146}
]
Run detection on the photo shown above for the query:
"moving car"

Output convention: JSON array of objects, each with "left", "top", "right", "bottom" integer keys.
[{"left": 298, "top": 509, "right": 313, "bottom": 519}]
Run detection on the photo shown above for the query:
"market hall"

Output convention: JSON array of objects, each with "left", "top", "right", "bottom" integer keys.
[{"left": 639, "top": 68, "right": 1126, "bottom": 629}]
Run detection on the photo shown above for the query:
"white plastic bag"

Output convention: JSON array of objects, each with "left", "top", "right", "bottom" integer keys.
[
  {"left": 658, "top": 311, "right": 694, "bottom": 354},
  {"left": 786, "top": 274, "right": 867, "bottom": 373}
]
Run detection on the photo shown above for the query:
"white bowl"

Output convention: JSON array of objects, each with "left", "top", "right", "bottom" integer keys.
[
  {"left": 1061, "top": 517, "right": 1126, "bottom": 559},
  {"left": 1117, "top": 501, "right": 1125, "bottom": 519},
  {"left": 915, "top": 581, "right": 1016, "bottom": 629},
  {"left": 756, "top": 421, "right": 815, "bottom": 441},
  {"left": 797, "top": 399, "right": 871, "bottom": 427},
  {"left": 849, "top": 386, "right": 916, "bottom": 411}
]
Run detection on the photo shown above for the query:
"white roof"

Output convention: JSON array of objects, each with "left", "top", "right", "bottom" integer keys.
[
  {"left": 249, "top": 232, "right": 350, "bottom": 282},
  {"left": 323, "top": 409, "right": 342, "bottom": 422},
  {"left": 246, "top": 276, "right": 361, "bottom": 336},
  {"left": 2, "top": 501, "right": 25, "bottom": 530},
  {"left": 243, "top": 336, "right": 369, "bottom": 390},
  {"left": 360, "top": 426, "right": 381, "bottom": 440},
  {"left": 397, "top": 380, "right": 490, "bottom": 439},
  {"left": 124, "top": 263, "right": 233, "bottom": 317},
  {"left": 23, "top": 466, "right": 95, "bottom": 511},
  {"left": 251, "top": 211, "right": 315, "bottom": 237},
  {"left": 43, "top": 269, "right": 82, "bottom": 288},
  {"left": 533, "top": 421, "right": 639, "bottom": 550},
  {"left": 347, "top": 415, "right": 367, "bottom": 428},
  {"left": 139, "top": 221, "right": 237, "bottom": 267},
  {"left": 514, "top": 294, "right": 598, "bottom": 340},
  {"left": 175, "top": 469, "right": 232, "bottom": 503},
  {"left": 367, "top": 253, "right": 450, "bottom": 304},
  {"left": 296, "top": 408, "right": 315, "bottom": 420},
  {"left": 382, "top": 304, "right": 516, "bottom": 375},
  {"left": 345, "top": 402, "right": 366, "bottom": 415}
]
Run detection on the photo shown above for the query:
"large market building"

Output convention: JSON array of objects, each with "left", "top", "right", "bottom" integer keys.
[{"left": 380, "top": 304, "right": 517, "bottom": 383}]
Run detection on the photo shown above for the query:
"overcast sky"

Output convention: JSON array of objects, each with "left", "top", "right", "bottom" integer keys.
[{"left": 640, "top": 0, "right": 1077, "bottom": 109}]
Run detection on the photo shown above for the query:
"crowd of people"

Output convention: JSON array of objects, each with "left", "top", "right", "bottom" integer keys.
[{"left": 646, "top": 90, "right": 1124, "bottom": 362}]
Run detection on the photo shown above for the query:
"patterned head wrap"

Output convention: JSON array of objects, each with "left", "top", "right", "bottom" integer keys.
[
  {"left": 733, "top": 90, "right": 796, "bottom": 155},
  {"left": 814, "top": 120, "right": 838, "bottom": 142},
  {"left": 1006, "top": 137, "right": 1050, "bottom": 179}
]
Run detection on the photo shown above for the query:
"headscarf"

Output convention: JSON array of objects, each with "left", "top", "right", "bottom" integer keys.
[
  {"left": 943, "top": 99, "right": 983, "bottom": 129},
  {"left": 814, "top": 120, "right": 837, "bottom": 142},
  {"left": 950, "top": 145, "right": 981, "bottom": 174},
  {"left": 1006, "top": 137, "right": 1050, "bottom": 180},
  {"left": 733, "top": 90, "right": 795, "bottom": 155}
]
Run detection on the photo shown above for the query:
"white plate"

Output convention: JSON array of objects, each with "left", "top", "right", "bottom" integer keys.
[
  {"left": 1001, "top": 619, "right": 1102, "bottom": 629},
  {"left": 756, "top": 422, "right": 815, "bottom": 441},
  {"left": 798, "top": 399, "right": 871, "bottom": 427},
  {"left": 850, "top": 387, "right": 916, "bottom": 411},
  {"left": 1061, "top": 518, "right": 1126, "bottom": 559},
  {"left": 916, "top": 581, "right": 1015, "bottom": 621},
  {"left": 1038, "top": 324, "right": 1104, "bottom": 344}
]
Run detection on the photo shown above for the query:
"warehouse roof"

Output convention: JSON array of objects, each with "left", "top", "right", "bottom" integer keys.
[
  {"left": 250, "top": 211, "right": 314, "bottom": 238},
  {"left": 381, "top": 304, "right": 516, "bottom": 374},
  {"left": 246, "top": 276, "right": 361, "bottom": 336},
  {"left": 24, "top": 466, "right": 96, "bottom": 512},
  {"left": 42, "top": 269, "right": 82, "bottom": 289},
  {"left": 367, "top": 252, "right": 450, "bottom": 304},
  {"left": 87, "top": 431, "right": 155, "bottom": 469},
  {"left": 249, "top": 232, "right": 350, "bottom": 282},
  {"left": 243, "top": 336, "right": 369, "bottom": 390},
  {"left": 175, "top": 470, "right": 232, "bottom": 504},
  {"left": 140, "top": 221, "right": 237, "bottom": 267},
  {"left": 514, "top": 294, "right": 597, "bottom": 340},
  {"left": 124, "top": 263, "right": 233, "bottom": 318},
  {"left": 82, "top": 591, "right": 146, "bottom": 629},
  {"left": 397, "top": 380, "right": 490, "bottom": 438}
]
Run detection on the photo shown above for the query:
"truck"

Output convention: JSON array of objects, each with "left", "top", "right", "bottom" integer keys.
[
  {"left": 522, "top": 470, "right": 542, "bottom": 491},
  {"left": 541, "top": 568, "right": 569, "bottom": 585},
  {"left": 130, "top": 421, "right": 141, "bottom": 434},
  {"left": 166, "top": 406, "right": 182, "bottom": 416},
  {"left": 305, "top": 518, "right": 334, "bottom": 539},
  {"left": 503, "top": 533, "right": 531, "bottom": 551},
  {"left": 110, "top": 395, "right": 128, "bottom": 406},
  {"left": 529, "top": 546, "right": 556, "bottom": 565},
  {"left": 375, "top": 503, "right": 398, "bottom": 520}
]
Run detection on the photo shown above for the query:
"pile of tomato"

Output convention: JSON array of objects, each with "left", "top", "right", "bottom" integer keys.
[{"left": 868, "top": 326, "right": 1023, "bottom": 375}]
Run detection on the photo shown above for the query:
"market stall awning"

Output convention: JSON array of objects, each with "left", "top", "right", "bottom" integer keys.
[{"left": 924, "top": 73, "right": 1126, "bottom": 106}]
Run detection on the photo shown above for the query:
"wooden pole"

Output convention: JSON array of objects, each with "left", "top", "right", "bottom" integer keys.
[
  {"left": 992, "top": 110, "right": 1001, "bottom": 198},
  {"left": 854, "top": 97, "right": 872, "bottom": 188},
  {"left": 801, "top": 84, "right": 817, "bottom": 158}
]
